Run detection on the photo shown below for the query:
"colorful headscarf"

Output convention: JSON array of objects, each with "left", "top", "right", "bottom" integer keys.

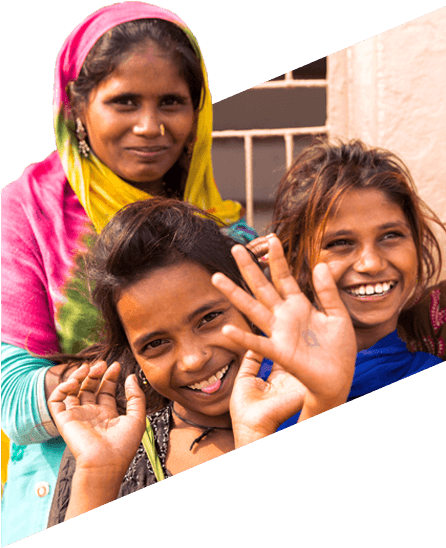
[{"left": 54, "top": 1, "right": 243, "bottom": 232}]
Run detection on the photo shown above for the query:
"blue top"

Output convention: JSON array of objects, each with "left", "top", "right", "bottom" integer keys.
[{"left": 274, "top": 330, "right": 443, "bottom": 431}]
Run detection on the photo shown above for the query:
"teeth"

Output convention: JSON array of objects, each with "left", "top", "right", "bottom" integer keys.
[
  {"left": 188, "top": 364, "right": 230, "bottom": 391},
  {"left": 348, "top": 281, "right": 395, "bottom": 297}
]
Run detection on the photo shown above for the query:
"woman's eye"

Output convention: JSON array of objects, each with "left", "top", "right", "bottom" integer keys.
[
  {"left": 200, "top": 311, "right": 222, "bottom": 327},
  {"left": 160, "top": 95, "right": 184, "bottom": 107},
  {"left": 382, "top": 231, "right": 404, "bottom": 241},
  {"left": 145, "top": 339, "right": 167, "bottom": 350},
  {"left": 325, "top": 239, "right": 352, "bottom": 249},
  {"left": 112, "top": 97, "right": 137, "bottom": 107}
]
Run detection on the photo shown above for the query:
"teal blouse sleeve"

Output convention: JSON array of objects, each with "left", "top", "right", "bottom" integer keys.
[{"left": 1, "top": 342, "right": 59, "bottom": 444}]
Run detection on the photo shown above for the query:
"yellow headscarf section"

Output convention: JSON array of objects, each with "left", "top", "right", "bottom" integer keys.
[{"left": 56, "top": 57, "right": 243, "bottom": 233}]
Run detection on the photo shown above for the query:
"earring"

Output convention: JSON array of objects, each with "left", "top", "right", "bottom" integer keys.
[
  {"left": 186, "top": 141, "right": 194, "bottom": 159},
  {"left": 160, "top": 123, "right": 165, "bottom": 136},
  {"left": 76, "top": 118, "right": 90, "bottom": 158},
  {"left": 138, "top": 368, "right": 149, "bottom": 386}
]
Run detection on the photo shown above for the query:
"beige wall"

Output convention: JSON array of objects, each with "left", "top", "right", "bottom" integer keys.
[{"left": 328, "top": 6, "right": 446, "bottom": 225}]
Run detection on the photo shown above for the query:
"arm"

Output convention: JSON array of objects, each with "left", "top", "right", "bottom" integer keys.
[
  {"left": 2, "top": 187, "right": 59, "bottom": 441},
  {"left": 48, "top": 362, "right": 146, "bottom": 519},
  {"left": 213, "top": 235, "right": 357, "bottom": 444},
  {"left": 1, "top": 185, "right": 83, "bottom": 441},
  {"left": 1, "top": 342, "right": 59, "bottom": 443}
]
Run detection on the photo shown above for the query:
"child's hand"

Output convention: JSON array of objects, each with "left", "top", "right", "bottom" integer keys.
[
  {"left": 229, "top": 350, "right": 306, "bottom": 448},
  {"left": 212, "top": 235, "right": 356, "bottom": 420},
  {"left": 246, "top": 235, "right": 270, "bottom": 269},
  {"left": 48, "top": 361, "right": 146, "bottom": 476}
]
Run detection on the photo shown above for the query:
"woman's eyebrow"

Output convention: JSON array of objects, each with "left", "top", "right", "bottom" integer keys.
[{"left": 106, "top": 91, "right": 141, "bottom": 101}]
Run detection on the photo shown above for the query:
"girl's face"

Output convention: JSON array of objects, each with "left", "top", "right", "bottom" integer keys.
[
  {"left": 80, "top": 42, "right": 195, "bottom": 194},
  {"left": 116, "top": 261, "right": 250, "bottom": 426},
  {"left": 318, "top": 188, "right": 418, "bottom": 347}
]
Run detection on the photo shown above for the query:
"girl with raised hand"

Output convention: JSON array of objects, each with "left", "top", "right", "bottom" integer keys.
[
  {"left": 268, "top": 138, "right": 444, "bottom": 429},
  {"left": 1, "top": 3, "right": 256, "bottom": 543},
  {"left": 46, "top": 199, "right": 356, "bottom": 523}
]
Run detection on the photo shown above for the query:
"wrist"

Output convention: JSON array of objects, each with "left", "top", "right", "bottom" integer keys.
[
  {"left": 298, "top": 391, "right": 348, "bottom": 422},
  {"left": 66, "top": 467, "right": 125, "bottom": 520},
  {"left": 233, "top": 423, "right": 275, "bottom": 449}
]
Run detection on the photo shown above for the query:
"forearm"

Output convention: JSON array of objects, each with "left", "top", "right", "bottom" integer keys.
[
  {"left": 65, "top": 467, "right": 126, "bottom": 520},
  {"left": 1, "top": 342, "right": 59, "bottom": 443}
]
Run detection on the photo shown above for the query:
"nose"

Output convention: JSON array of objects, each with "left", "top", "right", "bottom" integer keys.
[
  {"left": 354, "top": 245, "right": 387, "bottom": 275},
  {"left": 133, "top": 107, "right": 163, "bottom": 138},
  {"left": 177, "top": 338, "right": 211, "bottom": 373}
]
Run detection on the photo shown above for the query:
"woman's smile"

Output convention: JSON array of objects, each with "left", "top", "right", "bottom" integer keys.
[{"left": 319, "top": 189, "right": 418, "bottom": 349}]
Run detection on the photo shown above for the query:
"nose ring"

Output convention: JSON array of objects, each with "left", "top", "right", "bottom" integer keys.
[{"left": 160, "top": 123, "right": 165, "bottom": 136}]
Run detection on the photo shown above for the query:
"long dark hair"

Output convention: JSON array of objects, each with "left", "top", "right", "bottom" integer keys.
[
  {"left": 66, "top": 199, "right": 249, "bottom": 414},
  {"left": 69, "top": 18, "right": 205, "bottom": 197},
  {"left": 272, "top": 138, "right": 445, "bottom": 305}
]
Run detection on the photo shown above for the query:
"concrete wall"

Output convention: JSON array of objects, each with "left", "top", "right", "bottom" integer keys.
[
  {"left": 328, "top": 6, "right": 446, "bottom": 225},
  {"left": 211, "top": 8, "right": 446, "bottom": 238}
]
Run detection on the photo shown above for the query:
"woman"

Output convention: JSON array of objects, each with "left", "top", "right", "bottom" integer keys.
[
  {"left": 46, "top": 198, "right": 356, "bottom": 523},
  {"left": 265, "top": 139, "right": 444, "bottom": 429},
  {"left": 1, "top": 3, "right": 256, "bottom": 543}
]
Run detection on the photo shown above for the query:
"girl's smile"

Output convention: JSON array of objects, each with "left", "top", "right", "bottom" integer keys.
[
  {"left": 319, "top": 189, "right": 418, "bottom": 349},
  {"left": 116, "top": 261, "right": 250, "bottom": 427}
]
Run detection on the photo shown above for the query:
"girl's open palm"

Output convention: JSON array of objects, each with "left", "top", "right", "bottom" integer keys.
[
  {"left": 212, "top": 235, "right": 357, "bottom": 412},
  {"left": 48, "top": 362, "right": 146, "bottom": 474},
  {"left": 229, "top": 349, "right": 305, "bottom": 447}
]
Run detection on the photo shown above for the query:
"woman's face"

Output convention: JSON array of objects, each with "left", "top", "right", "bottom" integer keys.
[
  {"left": 318, "top": 188, "right": 418, "bottom": 345},
  {"left": 79, "top": 41, "right": 195, "bottom": 194},
  {"left": 116, "top": 261, "right": 250, "bottom": 426}
]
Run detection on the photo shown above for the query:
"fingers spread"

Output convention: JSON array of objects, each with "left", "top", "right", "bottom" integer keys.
[
  {"left": 212, "top": 272, "right": 273, "bottom": 332},
  {"left": 79, "top": 361, "right": 107, "bottom": 405},
  {"left": 236, "top": 350, "right": 265, "bottom": 380},
  {"left": 47, "top": 363, "right": 91, "bottom": 418},
  {"left": 231, "top": 245, "right": 282, "bottom": 308},
  {"left": 312, "top": 263, "right": 349, "bottom": 318},
  {"left": 124, "top": 374, "right": 147, "bottom": 425},
  {"left": 221, "top": 324, "right": 274, "bottom": 359},
  {"left": 96, "top": 362, "right": 121, "bottom": 407},
  {"left": 267, "top": 235, "right": 302, "bottom": 300}
]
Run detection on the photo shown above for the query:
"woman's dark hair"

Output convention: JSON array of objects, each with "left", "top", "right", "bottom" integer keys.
[
  {"left": 73, "top": 198, "right": 249, "bottom": 414},
  {"left": 272, "top": 137, "right": 445, "bottom": 305},
  {"left": 69, "top": 18, "right": 205, "bottom": 197}
]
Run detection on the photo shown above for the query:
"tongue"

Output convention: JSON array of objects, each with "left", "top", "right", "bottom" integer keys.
[{"left": 201, "top": 379, "right": 222, "bottom": 394}]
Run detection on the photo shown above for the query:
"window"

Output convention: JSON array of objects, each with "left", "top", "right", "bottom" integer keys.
[{"left": 212, "top": 58, "right": 327, "bottom": 234}]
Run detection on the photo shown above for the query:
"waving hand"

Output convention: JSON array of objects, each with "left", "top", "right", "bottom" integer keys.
[
  {"left": 48, "top": 361, "right": 146, "bottom": 474},
  {"left": 212, "top": 235, "right": 356, "bottom": 427}
]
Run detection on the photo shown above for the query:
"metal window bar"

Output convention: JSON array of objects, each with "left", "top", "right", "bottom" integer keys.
[{"left": 212, "top": 73, "right": 327, "bottom": 227}]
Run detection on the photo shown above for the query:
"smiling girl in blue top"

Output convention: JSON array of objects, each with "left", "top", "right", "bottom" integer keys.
[{"left": 262, "top": 139, "right": 445, "bottom": 428}]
